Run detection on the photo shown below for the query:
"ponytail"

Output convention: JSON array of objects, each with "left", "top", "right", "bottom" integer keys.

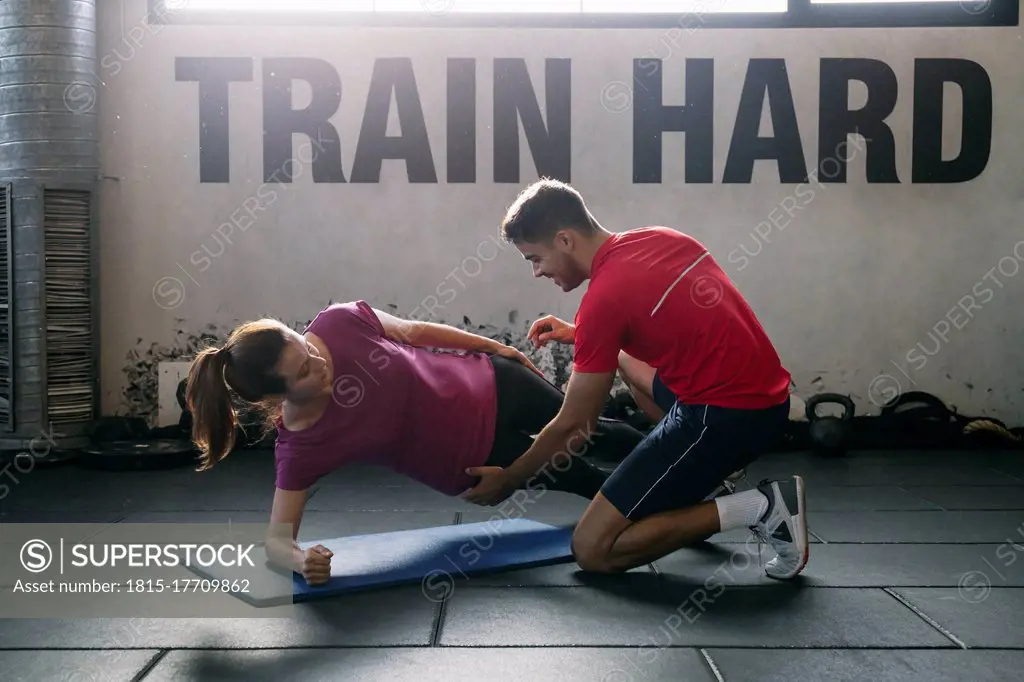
[
  {"left": 185, "top": 347, "right": 237, "bottom": 470},
  {"left": 184, "top": 321, "right": 289, "bottom": 471}
]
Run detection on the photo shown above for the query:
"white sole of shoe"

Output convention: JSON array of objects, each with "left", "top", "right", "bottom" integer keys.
[{"left": 770, "top": 474, "right": 809, "bottom": 580}]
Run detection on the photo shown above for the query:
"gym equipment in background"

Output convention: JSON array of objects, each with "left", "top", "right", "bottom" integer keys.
[
  {"left": 806, "top": 393, "right": 855, "bottom": 457},
  {"left": 77, "top": 438, "right": 197, "bottom": 471}
]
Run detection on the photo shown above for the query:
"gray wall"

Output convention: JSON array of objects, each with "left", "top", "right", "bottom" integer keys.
[{"left": 96, "top": 0, "right": 1024, "bottom": 425}]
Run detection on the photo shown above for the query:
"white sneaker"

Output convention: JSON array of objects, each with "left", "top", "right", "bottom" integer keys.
[{"left": 750, "top": 476, "right": 808, "bottom": 580}]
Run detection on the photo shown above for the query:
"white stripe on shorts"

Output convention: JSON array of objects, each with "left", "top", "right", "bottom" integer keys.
[{"left": 626, "top": 405, "right": 710, "bottom": 518}]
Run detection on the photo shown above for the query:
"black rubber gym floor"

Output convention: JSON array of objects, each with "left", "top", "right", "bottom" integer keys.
[{"left": 2, "top": 449, "right": 1023, "bottom": 681}]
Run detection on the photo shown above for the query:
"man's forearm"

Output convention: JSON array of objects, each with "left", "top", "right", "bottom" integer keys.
[{"left": 504, "top": 418, "right": 592, "bottom": 487}]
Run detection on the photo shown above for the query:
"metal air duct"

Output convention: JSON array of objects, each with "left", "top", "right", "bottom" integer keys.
[{"left": 0, "top": 0, "right": 99, "bottom": 451}]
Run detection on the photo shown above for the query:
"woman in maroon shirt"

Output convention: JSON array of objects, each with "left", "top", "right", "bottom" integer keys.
[{"left": 184, "top": 301, "right": 645, "bottom": 585}]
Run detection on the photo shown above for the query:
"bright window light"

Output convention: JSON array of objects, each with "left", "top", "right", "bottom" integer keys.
[
  {"left": 810, "top": 1, "right": 968, "bottom": 3},
  {"left": 179, "top": 0, "right": 787, "bottom": 13},
  {"left": 582, "top": 1, "right": 786, "bottom": 11},
  {"left": 376, "top": 0, "right": 581, "bottom": 12},
  {"left": 179, "top": 1, "right": 373, "bottom": 10}
]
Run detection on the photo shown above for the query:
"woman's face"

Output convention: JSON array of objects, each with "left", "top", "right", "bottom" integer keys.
[{"left": 276, "top": 329, "right": 330, "bottom": 401}]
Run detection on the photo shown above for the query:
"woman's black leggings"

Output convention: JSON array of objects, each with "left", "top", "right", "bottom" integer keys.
[{"left": 484, "top": 354, "right": 646, "bottom": 499}]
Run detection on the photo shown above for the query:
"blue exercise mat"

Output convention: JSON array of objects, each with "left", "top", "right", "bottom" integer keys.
[{"left": 188, "top": 518, "right": 576, "bottom": 606}]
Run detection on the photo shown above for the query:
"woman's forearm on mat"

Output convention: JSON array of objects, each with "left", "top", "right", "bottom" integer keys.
[{"left": 265, "top": 537, "right": 305, "bottom": 573}]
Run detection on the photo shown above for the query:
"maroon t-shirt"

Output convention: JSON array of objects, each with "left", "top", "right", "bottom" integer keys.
[{"left": 274, "top": 301, "right": 497, "bottom": 495}]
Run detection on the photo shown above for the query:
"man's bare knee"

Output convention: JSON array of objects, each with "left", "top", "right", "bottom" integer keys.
[
  {"left": 571, "top": 493, "right": 633, "bottom": 573},
  {"left": 571, "top": 526, "right": 625, "bottom": 574},
  {"left": 572, "top": 534, "right": 616, "bottom": 573}
]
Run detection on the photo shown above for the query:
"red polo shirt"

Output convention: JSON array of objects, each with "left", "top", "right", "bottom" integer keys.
[{"left": 573, "top": 227, "right": 790, "bottom": 409}]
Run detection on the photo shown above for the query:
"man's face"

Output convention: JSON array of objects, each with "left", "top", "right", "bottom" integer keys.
[{"left": 517, "top": 233, "right": 585, "bottom": 292}]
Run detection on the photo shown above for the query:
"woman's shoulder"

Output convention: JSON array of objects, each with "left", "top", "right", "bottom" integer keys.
[
  {"left": 305, "top": 301, "right": 383, "bottom": 337},
  {"left": 305, "top": 301, "right": 359, "bottom": 327}
]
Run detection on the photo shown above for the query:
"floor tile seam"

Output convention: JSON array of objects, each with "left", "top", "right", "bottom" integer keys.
[
  {"left": 883, "top": 587, "right": 967, "bottom": 650},
  {"left": 699, "top": 648, "right": 727, "bottom": 682},
  {"left": 131, "top": 649, "right": 169, "bottom": 682},
  {"left": 894, "top": 486, "right": 947, "bottom": 511},
  {"left": 428, "top": 511, "right": 460, "bottom": 647},
  {"left": 986, "top": 466, "right": 1024, "bottom": 484}
]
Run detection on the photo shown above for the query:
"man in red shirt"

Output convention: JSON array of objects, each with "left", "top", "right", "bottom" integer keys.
[{"left": 464, "top": 178, "right": 808, "bottom": 580}]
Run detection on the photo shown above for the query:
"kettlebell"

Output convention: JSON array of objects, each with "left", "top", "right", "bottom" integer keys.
[{"left": 805, "top": 393, "right": 855, "bottom": 457}]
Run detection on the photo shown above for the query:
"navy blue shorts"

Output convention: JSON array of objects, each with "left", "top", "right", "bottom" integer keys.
[{"left": 600, "top": 375, "right": 790, "bottom": 521}]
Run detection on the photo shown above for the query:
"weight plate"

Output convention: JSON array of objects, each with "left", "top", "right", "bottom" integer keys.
[
  {"left": 83, "top": 439, "right": 192, "bottom": 456},
  {"left": 78, "top": 438, "right": 198, "bottom": 472}
]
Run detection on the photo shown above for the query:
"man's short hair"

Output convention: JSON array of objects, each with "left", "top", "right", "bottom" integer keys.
[{"left": 500, "top": 178, "right": 597, "bottom": 245}]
